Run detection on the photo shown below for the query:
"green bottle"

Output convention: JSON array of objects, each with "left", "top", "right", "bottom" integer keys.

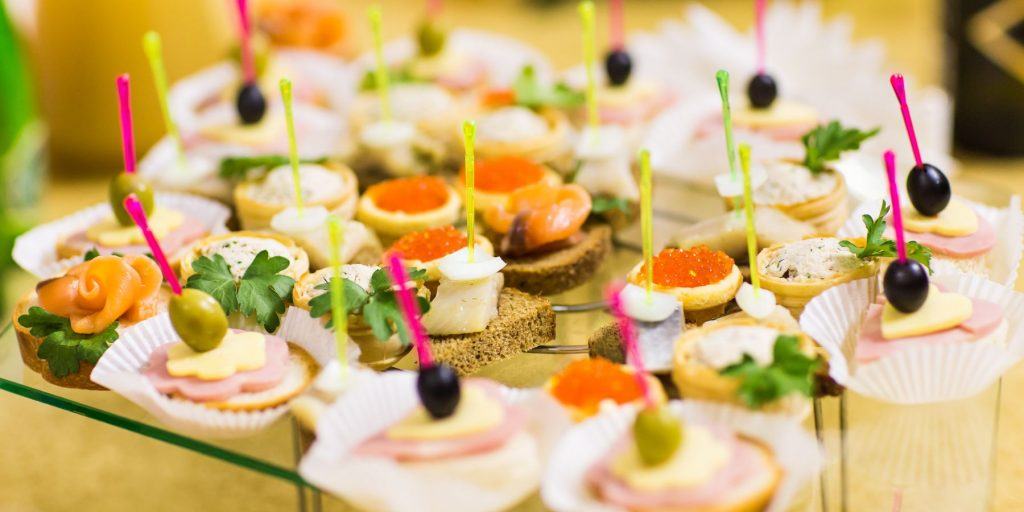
[{"left": 0, "top": 1, "right": 45, "bottom": 310}]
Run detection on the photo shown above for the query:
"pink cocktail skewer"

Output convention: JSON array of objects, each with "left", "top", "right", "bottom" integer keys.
[
  {"left": 123, "top": 195, "right": 183, "bottom": 295},
  {"left": 890, "top": 74, "right": 924, "bottom": 167},
  {"left": 235, "top": 0, "right": 256, "bottom": 83},
  {"left": 610, "top": 0, "right": 625, "bottom": 51},
  {"left": 755, "top": 0, "right": 767, "bottom": 74},
  {"left": 884, "top": 150, "right": 908, "bottom": 263},
  {"left": 606, "top": 282, "right": 654, "bottom": 408},
  {"left": 116, "top": 74, "right": 136, "bottom": 175},
  {"left": 386, "top": 253, "right": 433, "bottom": 367}
]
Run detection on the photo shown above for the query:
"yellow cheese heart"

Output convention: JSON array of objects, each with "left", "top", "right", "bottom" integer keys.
[
  {"left": 610, "top": 424, "right": 731, "bottom": 491},
  {"left": 732, "top": 100, "right": 818, "bottom": 129},
  {"left": 903, "top": 199, "right": 978, "bottom": 237},
  {"left": 882, "top": 286, "right": 973, "bottom": 339},
  {"left": 386, "top": 385, "right": 504, "bottom": 441},
  {"left": 166, "top": 331, "right": 266, "bottom": 380},
  {"left": 199, "top": 111, "right": 283, "bottom": 146},
  {"left": 86, "top": 207, "right": 184, "bottom": 247}
]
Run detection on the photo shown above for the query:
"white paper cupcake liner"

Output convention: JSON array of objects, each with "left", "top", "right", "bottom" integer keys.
[
  {"left": 12, "top": 192, "right": 231, "bottom": 279},
  {"left": 90, "top": 307, "right": 360, "bottom": 439},
  {"left": 353, "top": 28, "right": 555, "bottom": 89},
  {"left": 838, "top": 195, "right": 1023, "bottom": 287},
  {"left": 540, "top": 400, "right": 822, "bottom": 512},
  {"left": 800, "top": 273, "right": 1024, "bottom": 404},
  {"left": 299, "top": 372, "right": 571, "bottom": 512}
]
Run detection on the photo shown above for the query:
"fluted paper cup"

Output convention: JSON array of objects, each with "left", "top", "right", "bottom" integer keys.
[
  {"left": 299, "top": 371, "right": 571, "bottom": 512},
  {"left": 90, "top": 307, "right": 361, "bottom": 439},
  {"left": 838, "top": 196, "right": 1023, "bottom": 286},
  {"left": 541, "top": 400, "right": 822, "bottom": 512},
  {"left": 13, "top": 192, "right": 230, "bottom": 279},
  {"left": 800, "top": 273, "right": 1024, "bottom": 404}
]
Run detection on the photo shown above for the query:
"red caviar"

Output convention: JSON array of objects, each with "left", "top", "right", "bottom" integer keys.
[
  {"left": 462, "top": 156, "right": 545, "bottom": 193},
  {"left": 367, "top": 176, "right": 450, "bottom": 213},
  {"left": 638, "top": 245, "right": 734, "bottom": 288},
  {"left": 387, "top": 226, "right": 466, "bottom": 262},
  {"left": 549, "top": 358, "right": 642, "bottom": 411}
]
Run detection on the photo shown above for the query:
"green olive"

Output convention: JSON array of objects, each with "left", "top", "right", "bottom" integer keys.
[
  {"left": 109, "top": 172, "right": 154, "bottom": 226},
  {"left": 417, "top": 19, "right": 446, "bottom": 57},
  {"left": 633, "top": 406, "right": 683, "bottom": 466},
  {"left": 170, "top": 289, "right": 229, "bottom": 352}
]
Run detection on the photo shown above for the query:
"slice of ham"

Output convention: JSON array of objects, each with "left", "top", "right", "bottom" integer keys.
[
  {"left": 887, "top": 209, "right": 996, "bottom": 258},
  {"left": 855, "top": 297, "right": 1004, "bottom": 364},
  {"left": 436, "top": 59, "right": 488, "bottom": 91},
  {"left": 144, "top": 331, "right": 290, "bottom": 402},
  {"left": 353, "top": 380, "right": 526, "bottom": 462},
  {"left": 693, "top": 112, "right": 816, "bottom": 142},
  {"left": 599, "top": 89, "right": 677, "bottom": 126},
  {"left": 586, "top": 428, "right": 774, "bottom": 510},
  {"left": 63, "top": 215, "right": 209, "bottom": 258}
]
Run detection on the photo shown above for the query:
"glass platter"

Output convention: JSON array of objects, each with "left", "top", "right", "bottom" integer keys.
[{"left": 0, "top": 174, "right": 1016, "bottom": 511}]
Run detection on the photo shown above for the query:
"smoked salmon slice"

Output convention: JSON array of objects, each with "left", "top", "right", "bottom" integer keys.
[
  {"left": 484, "top": 183, "right": 591, "bottom": 252},
  {"left": 36, "top": 254, "right": 162, "bottom": 334}
]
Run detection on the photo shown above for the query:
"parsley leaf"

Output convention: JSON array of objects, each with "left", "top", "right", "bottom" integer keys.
[
  {"left": 185, "top": 251, "right": 295, "bottom": 332},
  {"left": 720, "top": 335, "right": 821, "bottom": 409},
  {"left": 359, "top": 67, "right": 419, "bottom": 91},
  {"left": 219, "top": 156, "right": 328, "bottom": 181},
  {"left": 308, "top": 267, "right": 430, "bottom": 343},
  {"left": 512, "top": 65, "right": 584, "bottom": 110},
  {"left": 591, "top": 197, "right": 631, "bottom": 215},
  {"left": 83, "top": 248, "right": 100, "bottom": 261},
  {"left": 185, "top": 254, "right": 239, "bottom": 314},
  {"left": 839, "top": 201, "right": 933, "bottom": 271},
  {"left": 801, "top": 121, "right": 879, "bottom": 174},
  {"left": 18, "top": 307, "right": 119, "bottom": 378}
]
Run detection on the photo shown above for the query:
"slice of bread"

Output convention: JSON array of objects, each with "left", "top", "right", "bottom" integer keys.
[
  {"left": 430, "top": 288, "right": 556, "bottom": 375},
  {"left": 499, "top": 224, "right": 612, "bottom": 296}
]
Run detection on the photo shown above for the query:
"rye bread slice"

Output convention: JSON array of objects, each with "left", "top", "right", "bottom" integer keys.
[
  {"left": 430, "top": 288, "right": 556, "bottom": 375},
  {"left": 500, "top": 224, "right": 612, "bottom": 296}
]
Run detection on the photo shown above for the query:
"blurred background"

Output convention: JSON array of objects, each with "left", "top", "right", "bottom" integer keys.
[{"left": 0, "top": 0, "right": 1022, "bottom": 510}]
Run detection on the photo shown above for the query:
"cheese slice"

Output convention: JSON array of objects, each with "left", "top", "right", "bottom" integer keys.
[
  {"left": 903, "top": 199, "right": 978, "bottom": 237},
  {"left": 166, "top": 331, "right": 267, "bottom": 380},
  {"left": 882, "top": 286, "right": 973, "bottom": 339},
  {"left": 86, "top": 207, "right": 184, "bottom": 247},
  {"left": 386, "top": 385, "right": 505, "bottom": 441},
  {"left": 610, "top": 424, "right": 731, "bottom": 491}
]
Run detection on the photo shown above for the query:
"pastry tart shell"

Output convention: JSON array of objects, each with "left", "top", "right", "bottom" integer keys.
[
  {"left": 179, "top": 231, "right": 311, "bottom": 283},
  {"left": 626, "top": 263, "right": 743, "bottom": 325},
  {"left": 726, "top": 169, "right": 848, "bottom": 235},
  {"left": 356, "top": 183, "right": 462, "bottom": 244},
  {"left": 474, "top": 108, "right": 574, "bottom": 174},
  {"left": 756, "top": 240, "right": 878, "bottom": 318},
  {"left": 234, "top": 163, "right": 360, "bottom": 231}
]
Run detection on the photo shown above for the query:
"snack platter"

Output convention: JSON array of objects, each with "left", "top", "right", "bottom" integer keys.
[{"left": 4, "top": 1, "right": 1022, "bottom": 511}]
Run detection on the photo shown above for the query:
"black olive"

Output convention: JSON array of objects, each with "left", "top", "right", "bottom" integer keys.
[
  {"left": 746, "top": 73, "right": 777, "bottom": 109},
  {"left": 605, "top": 49, "right": 632, "bottom": 87},
  {"left": 883, "top": 259, "right": 930, "bottom": 313},
  {"left": 906, "top": 163, "right": 951, "bottom": 216},
  {"left": 417, "top": 364, "right": 461, "bottom": 419},
  {"left": 236, "top": 82, "right": 267, "bottom": 125}
]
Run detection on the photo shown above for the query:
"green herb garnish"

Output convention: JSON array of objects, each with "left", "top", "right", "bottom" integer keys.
[
  {"left": 839, "top": 201, "right": 932, "bottom": 271},
  {"left": 17, "top": 307, "right": 119, "bottom": 378},
  {"left": 218, "top": 156, "right": 329, "bottom": 181},
  {"left": 83, "top": 248, "right": 100, "bottom": 261},
  {"left": 591, "top": 196, "right": 631, "bottom": 215},
  {"left": 308, "top": 267, "right": 429, "bottom": 344},
  {"left": 359, "top": 67, "right": 419, "bottom": 92},
  {"left": 801, "top": 121, "right": 879, "bottom": 174},
  {"left": 512, "top": 65, "right": 584, "bottom": 110},
  {"left": 184, "top": 251, "right": 295, "bottom": 332},
  {"left": 720, "top": 335, "right": 821, "bottom": 409}
]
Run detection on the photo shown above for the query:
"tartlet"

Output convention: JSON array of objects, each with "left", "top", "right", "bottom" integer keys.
[
  {"left": 458, "top": 156, "right": 561, "bottom": 213},
  {"left": 626, "top": 246, "right": 743, "bottom": 324},
  {"left": 356, "top": 176, "right": 462, "bottom": 244},
  {"left": 473, "top": 106, "right": 574, "bottom": 174},
  {"left": 234, "top": 161, "right": 359, "bottom": 230},
  {"left": 545, "top": 358, "right": 666, "bottom": 422},
  {"left": 179, "top": 231, "right": 310, "bottom": 283},
  {"left": 385, "top": 225, "right": 494, "bottom": 282},
  {"left": 726, "top": 159, "right": 848, "bottom": 235},
  {"left": 757, "top": 237, "right": 878, "bottom": 317},
  {"left": 673, "top": 317, "right": 822, "bottom": 416}
]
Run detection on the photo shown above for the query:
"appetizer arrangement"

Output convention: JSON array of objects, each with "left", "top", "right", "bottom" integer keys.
[{"left": 11, "top": 2, "right": 1024, "bottom": 508}]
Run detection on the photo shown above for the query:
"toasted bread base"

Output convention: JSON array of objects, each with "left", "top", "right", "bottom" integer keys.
[
  {"left": 499, "top": 224, "right": 612, "bottom": 296},
  {"left": 173, "top": 344, "right": 319, "bottom": 412},
  {"left": 430, "top": 288, "right": 556, "bottom": 375}
]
